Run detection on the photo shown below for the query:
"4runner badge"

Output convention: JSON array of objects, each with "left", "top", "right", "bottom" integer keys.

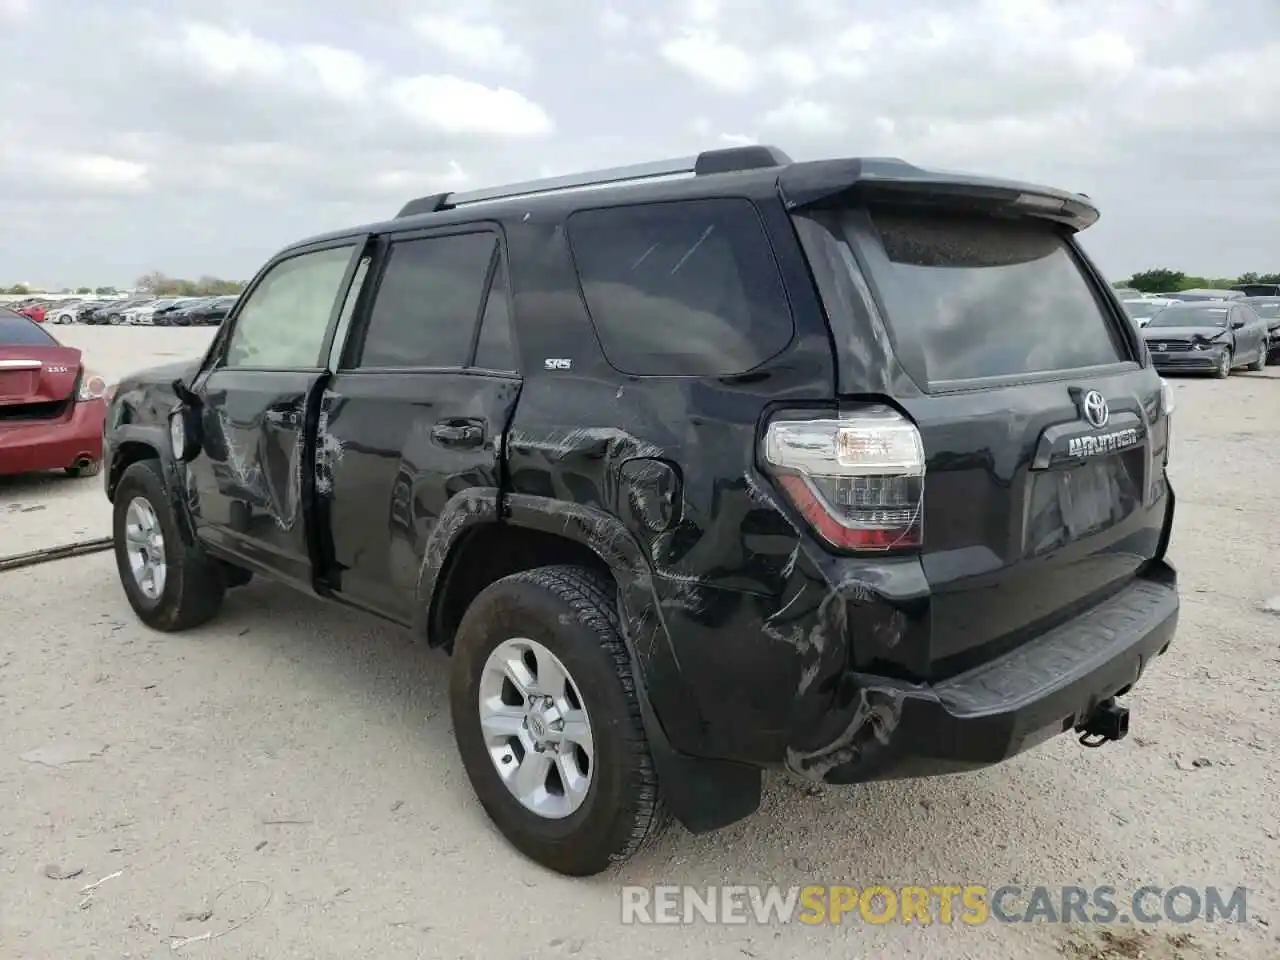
[{"left": 1066, "top": 389, "right": 1138, "bottom": 459}]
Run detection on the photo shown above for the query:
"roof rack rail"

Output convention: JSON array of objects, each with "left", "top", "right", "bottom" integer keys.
[{"left": 394, "top": 144, "right": 792, "bottom": 218}]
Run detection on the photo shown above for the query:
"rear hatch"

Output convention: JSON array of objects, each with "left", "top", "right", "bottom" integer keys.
[
  {"left": 0, "top": 313, "right": 82, "bottom": 421},
  {"left": 788, "top": 191, "right": 1171, "bottom": 680}
]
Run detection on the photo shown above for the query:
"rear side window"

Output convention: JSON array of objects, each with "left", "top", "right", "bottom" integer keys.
[
  {"left": 849, "top": 209, "right": 1126, "bottom": 385},
  {"left": 473, "top": 254, "right": 516, "bottom": 371},
  {"left": 352, "top": 232, "right": 496, "bottom": 369},
  {"left": 0, "top": 309, "right": 57, "bottom": 346},
  {"left": 566, "top": 198, "right": 794, "bottom": 376}
]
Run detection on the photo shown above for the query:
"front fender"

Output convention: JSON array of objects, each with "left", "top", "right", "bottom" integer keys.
[{"left": 106, "top": 422, "right": 197, "bottom": 546}]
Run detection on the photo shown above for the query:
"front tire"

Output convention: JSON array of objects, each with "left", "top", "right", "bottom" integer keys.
[
  {"left": 1214, "top": 350, "right": 1231, "bottom": 378},
  {"left": 449, "top": 565, "right": 668, "bottom": 876},
  {"left": 112, "top": 459, "right": 225, "bottom": 631}
]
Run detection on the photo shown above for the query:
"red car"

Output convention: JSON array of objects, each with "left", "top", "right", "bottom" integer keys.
[
  {"left": 0, "top": 307, "right": 109, "bottom": 477},
  {"left": 17, "top": 303, "right": 47, "bottom": 323}
]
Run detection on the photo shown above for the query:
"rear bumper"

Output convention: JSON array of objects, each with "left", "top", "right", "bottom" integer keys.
[
  {"left": 0, "top": 399, "right": 106, "bottom": 476},
  {"left": 784, "top": 560, "right": 1179, "bottom": 784}
]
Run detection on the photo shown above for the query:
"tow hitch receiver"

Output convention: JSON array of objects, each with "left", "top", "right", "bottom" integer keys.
[{"left": 1076, "top": 698, "right": 1130, "bottom": 748}]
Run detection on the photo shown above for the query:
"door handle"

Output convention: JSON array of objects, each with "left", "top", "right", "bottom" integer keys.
[{"left": 432, "top": 420, "right": 485, "bottom": 447}]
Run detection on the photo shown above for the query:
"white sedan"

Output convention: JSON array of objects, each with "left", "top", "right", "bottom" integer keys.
[{"left": 1121, "top": 297, "right": 1178, "bottom": 328}]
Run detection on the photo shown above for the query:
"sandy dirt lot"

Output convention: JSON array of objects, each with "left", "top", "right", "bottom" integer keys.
[{"left": 1, "top": 328, "right": 1277, "bottom": 959}]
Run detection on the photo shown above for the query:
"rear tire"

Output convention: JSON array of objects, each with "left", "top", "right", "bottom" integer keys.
[
  {"left": 1249, "top": 346, "right": 1266, "bottom": 372},
  {"left": 112, "top": 459, "right": 225, "bottom": 631},
  {"left": 449, "top": 564, "right": 668, "bottom": 876}
]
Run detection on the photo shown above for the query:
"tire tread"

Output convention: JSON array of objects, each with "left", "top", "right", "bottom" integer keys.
[{"left": 509, "top": 564, "right": 670, "bottom": 864}]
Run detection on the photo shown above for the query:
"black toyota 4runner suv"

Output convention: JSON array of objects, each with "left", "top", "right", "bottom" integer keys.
[{"left": 103, "top": 145, "right": 1178, "bottom": 876}]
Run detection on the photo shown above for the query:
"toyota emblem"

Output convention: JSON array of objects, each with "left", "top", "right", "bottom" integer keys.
[{"left": 1082, "top": 390, "right": 1109, "bottom": 429}]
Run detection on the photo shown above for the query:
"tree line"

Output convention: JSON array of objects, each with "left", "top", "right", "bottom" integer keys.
[
  {"left": 1114, "top": 270, "right": 1280, "bottom": 294},
  {"left": 4, "top": 273, "right": 246, "bottom": 297}
]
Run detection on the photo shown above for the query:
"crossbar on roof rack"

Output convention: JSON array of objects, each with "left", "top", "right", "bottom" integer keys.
[{"left": 395, "top": 144, "right": 792, "bottom": 219}]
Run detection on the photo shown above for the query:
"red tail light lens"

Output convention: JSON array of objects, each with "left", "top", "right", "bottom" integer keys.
[{"left": 762, "top": 405, "right": 926, "bottom": 551}]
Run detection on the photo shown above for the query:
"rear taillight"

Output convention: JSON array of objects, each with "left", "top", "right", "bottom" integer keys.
[
  {"left": 762, "top": 405, "right": 926, "bottom": 551},
  {"left": 76, "top": 366, "right": 109, "bottom": 401}
]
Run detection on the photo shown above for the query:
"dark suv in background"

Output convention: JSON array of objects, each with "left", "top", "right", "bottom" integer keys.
[{"left": 102, "top": 145, "right": 1178, "bottom": 876}]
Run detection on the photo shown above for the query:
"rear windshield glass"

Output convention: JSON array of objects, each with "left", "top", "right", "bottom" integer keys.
[
  {"left": 1250, "top": 301, "right": 1280, "bottom": 318},
  {"left": 845, "top": 209, "right": 1126, "bottom": 384},
  {"left": 0, "top": 309, "right": 57, "bottom": 346},
  {"left": 1146, "top": 306, "right": 1229, "bottom": 328},
  {"left": 1123, "top": 300, "right": 1165, "bottom": 319}
]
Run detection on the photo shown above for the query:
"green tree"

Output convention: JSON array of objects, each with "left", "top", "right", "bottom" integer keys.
[
  {"left": 1126, "top": 269, "right": 1184, "bottom": 293},
  {"left": 94, "top": 286, "right": 118, "bottom": 295},
  {"left": 75, "top": 286, "right": 92, "bottom": 294},
  {"left": 135, "top": 272, "right": 245, "bottom": 297},
  {"left": 4, "top": 283, "right": 30, "bottom": 295}
]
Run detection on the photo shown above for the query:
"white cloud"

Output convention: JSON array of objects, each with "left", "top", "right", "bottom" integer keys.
[
  {"left": 411, "top": 13, "right": 531, "bottom": 74},
  {"left": 369, "top": 161, "right": 470, "bottom": 196},
  {"left": 178, "top": 22, "right": 288, "bottom": 82},
  {"left": 0, "top": 0, "right": 32, "bottom": 23},
  {"left": 1, "top": 0, "right": 1278, "bottom": 285},
  {"left": 385, "top": 75, "right": 553, "bottom": 138},
  {"left": 659, "top": 29, "right": 758, "bottom": 93},
  {"left": 760, "top": 98, "right": 845, "bottom": 136},
  {"left": 299, "top": 45, "right": 373, "bottom": 101}
]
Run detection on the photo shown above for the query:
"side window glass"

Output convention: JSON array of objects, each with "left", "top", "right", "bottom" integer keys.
[
  {"left": 474, "top": 253, "right": 516, "bottom": 370},
  {"left": 566, "top": 198, "right": 794, "bottom": 376},
  {"left": 353, "top": 232, "right": 496, "bottom": 369},
  {"left": 224, "top": 245, "right": 354, "bottom": 369}
]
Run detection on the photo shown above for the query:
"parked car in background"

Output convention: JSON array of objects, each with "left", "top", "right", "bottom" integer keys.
[
  {"left": 124, "top": 298, "right": 183, "bottom": 325},
  {"left": 1161, "top": 288, "right": 1246, "bottom": 302},
  {"left": 16, "top": 302, "right": 48, "bottom": 323},
  {"left": 87, "top": 297, "right": 153, "bottom": 325},
  {"left": 185, "top": 294, "right": 238, "bottom": 325},
  {"left": 0, "top": 307, "right": 110, "bottom": 477},
  {"left": 1142, "top": 300, "right": 1269, "bottom": 377},
  {"left": 1243, "top": 297, "right": 1280, "bottom": 361},
  {"left": 47, "top": 300, "right": 85, "bottom": 324},
  {"left": 1121, "top": 297, "right": 1176, "bottom": 327},
  {"left": 161, "top": 297, "right": 214, "bottom": 326},
  {"left": 152, "top": 298, "right": 199, "bottom": 325},
  {"left": 1112, "top": 286, "right": 1141, "bottom": 298},
  {"left": 1232, "top": 283, "right": 1280, "bottom": 297}
]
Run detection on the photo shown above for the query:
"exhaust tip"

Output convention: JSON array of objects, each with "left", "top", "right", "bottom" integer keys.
[{"left": 74, "top": 455, "right": 94, "bottom": 470}]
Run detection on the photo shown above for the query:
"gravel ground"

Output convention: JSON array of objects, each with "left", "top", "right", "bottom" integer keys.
[{"left": 1, "top": 328, "right": 1277, "bottom": 960}]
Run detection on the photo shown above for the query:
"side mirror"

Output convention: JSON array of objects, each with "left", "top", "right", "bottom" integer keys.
[
  {"left": 168, "top": 404, "right": 202, "bottom": 462},
  {"left": 168, "top": 379, "right": 203, "bottom": 463},
  {"left": 1231, "top": 320, "right": 1245, "bottom": 329}
]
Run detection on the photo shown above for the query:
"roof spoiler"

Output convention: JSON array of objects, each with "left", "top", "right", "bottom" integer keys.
[
  {"left": 394, "top": 145, "right": 793, "bottom": 218},
  {"left": 778, "top": 158, "right": 1100, "bottom": 232}
]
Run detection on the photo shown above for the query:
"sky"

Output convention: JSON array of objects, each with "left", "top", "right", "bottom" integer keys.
[{"left": 0, "top": 0, "right": 1277, "bottom": 290}]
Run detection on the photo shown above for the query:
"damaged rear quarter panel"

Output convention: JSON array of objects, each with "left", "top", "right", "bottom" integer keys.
[{"left": 495, "top": 208, "right": 930, "bottom": 765}]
